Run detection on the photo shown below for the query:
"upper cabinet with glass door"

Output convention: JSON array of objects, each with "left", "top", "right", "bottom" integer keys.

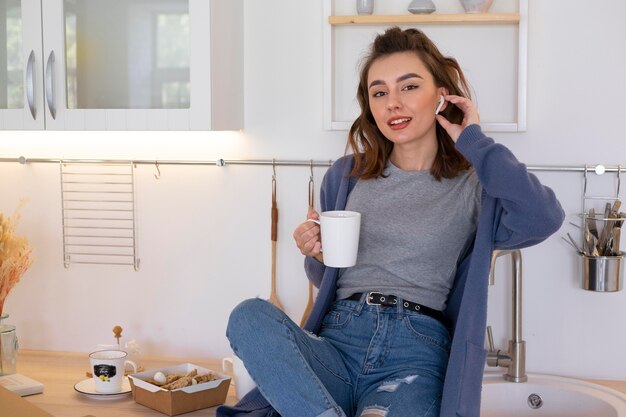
[
  {"left": 0, "top": 0, "right": 44, "bottom": 129},
  {"left": 0, "top": 0, "right": 242, "bottom": 130}
]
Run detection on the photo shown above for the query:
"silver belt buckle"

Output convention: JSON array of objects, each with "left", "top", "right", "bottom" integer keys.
[{"left": 366, "top": 292, "right": 383, "bottom": 305}]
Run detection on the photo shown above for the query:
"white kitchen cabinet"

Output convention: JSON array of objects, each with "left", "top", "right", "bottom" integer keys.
[
  {"left": 0, "top": 0, "right": 44, "bottom": 129},
  {"left": 0, "top": 0, "right": 242, "bottom": 131}
]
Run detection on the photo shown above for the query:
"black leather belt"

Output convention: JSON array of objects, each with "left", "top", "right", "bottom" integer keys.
[{"left": 347, "top": 292, "right": 448, "bottom": 325}]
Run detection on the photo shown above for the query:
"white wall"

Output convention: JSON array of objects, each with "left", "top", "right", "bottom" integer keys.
[{"left": 1, "top": 0, "right": 625, "bottom": 380}]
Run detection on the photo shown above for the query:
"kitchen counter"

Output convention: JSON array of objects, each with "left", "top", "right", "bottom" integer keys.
[
  {"left": 585, "top": 377, "right": 626, "bottom": 395},
  {"left": 8, "top": 350, "right": 626, "bottom": 416},
  {"left": 11, "top": 350, "right": 238, "bottom": 417}
]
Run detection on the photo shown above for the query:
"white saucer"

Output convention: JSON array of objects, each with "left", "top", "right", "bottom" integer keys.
[{"left": 74, "top": 377, "right": 131, "bottom": 400}]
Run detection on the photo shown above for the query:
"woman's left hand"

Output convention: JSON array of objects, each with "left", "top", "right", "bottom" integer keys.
[{"left": 435, "top": 94, "right": 480, "bottom": 143}]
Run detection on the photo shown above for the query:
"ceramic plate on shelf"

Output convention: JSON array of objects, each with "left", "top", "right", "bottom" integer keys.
[{"left": 74, "top": 377, "right": 131, "bottom": 400}]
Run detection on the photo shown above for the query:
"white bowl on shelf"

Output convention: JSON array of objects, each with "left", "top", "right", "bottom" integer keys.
[{"left": 408, "top": 0, "right": 436, "bottom": 14}]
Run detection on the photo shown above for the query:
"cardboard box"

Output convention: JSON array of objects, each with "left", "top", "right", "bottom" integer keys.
[{"left": 129, "top": 363, "right": 230, "bottom": 416}]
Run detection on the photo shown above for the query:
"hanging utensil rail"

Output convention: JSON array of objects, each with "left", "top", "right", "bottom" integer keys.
[
  {"left": 1, "top": 157, "right": 624, "bottom": 173},
  {"left": 1, "top": 157, "right": 335, "bottom": 168}
]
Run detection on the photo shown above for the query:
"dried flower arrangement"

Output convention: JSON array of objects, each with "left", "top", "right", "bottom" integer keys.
[{"left": 0, "top": 201, "right": 34, "bottom": 317}]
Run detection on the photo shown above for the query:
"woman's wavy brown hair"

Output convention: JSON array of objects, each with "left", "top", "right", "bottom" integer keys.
[{"left": 348, "top": 27, "right": 472, "bottom": 180}]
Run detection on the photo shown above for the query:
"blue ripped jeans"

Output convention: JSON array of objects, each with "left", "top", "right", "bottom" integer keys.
[{"left": 226, "top": 296, "right": 450, "bottom": 417}]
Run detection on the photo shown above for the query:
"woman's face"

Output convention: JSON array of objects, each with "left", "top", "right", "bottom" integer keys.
[{"left": 367, "top": 52, "right": 443, "bottom": 147}]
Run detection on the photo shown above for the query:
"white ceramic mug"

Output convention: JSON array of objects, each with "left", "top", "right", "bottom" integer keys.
[
  {"left": 307, "top": 210, "right": 361, "bottom": 267},
  {"left": 89, "top": 350, "right": 137, "bottom": 393},
  {"left": 222, "top": 356, "right": 256, "bottom": 400}
]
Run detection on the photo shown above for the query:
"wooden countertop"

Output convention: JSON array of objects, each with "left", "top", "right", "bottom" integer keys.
[
  {"left": 14, "top": 350, "right": 238, "bottom": 417},
  {"left": 585, "top": 378, "right": 626, "bottom": 395},
  {"left": 9, "top": 350, "right": 626, "bottom": 417}
]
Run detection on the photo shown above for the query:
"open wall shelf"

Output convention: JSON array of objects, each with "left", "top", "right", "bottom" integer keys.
[
  {"left": 323, "top": 0, "right": 528, "bottom": 132},
  {"left": 328, "top": 13, "right": 520, "bottom": 26}
]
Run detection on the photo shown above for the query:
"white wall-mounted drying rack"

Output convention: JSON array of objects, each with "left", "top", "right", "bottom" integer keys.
[{"left": 60, "top": 161, "right": 138, "bottom": 270}]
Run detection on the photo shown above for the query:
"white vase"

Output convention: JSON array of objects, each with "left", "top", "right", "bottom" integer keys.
[
  {"left": 356, "top": 0, "right": 374, "bottom": 15},
  {"left": 460, "top": 0, "right": 494, "bottom": 13}
]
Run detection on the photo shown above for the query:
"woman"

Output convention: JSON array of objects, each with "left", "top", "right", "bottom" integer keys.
[{"left": 218, "top": 27, "right": 563, "bottom": 417}]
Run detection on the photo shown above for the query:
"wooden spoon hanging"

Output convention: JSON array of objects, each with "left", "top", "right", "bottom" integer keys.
[
  {"left": 269, "top": 163, "right": 284, "bottom": 310},
  {"left": 300, "top": 163, "right": 315, "bottom": 327}
]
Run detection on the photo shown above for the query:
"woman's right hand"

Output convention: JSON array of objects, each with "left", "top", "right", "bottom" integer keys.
[
  {"left": 293, "top": 207, "right": 323, "bottom": 263},
  {"left": 435, "top": 94, "right": 480, "bottom": 143}
]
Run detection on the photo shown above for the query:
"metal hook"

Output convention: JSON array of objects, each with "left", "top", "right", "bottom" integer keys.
[
  {"left": 308, "top": 160, "right": 315, "bottom": 208},
  {"left": 154, "top": 161, "right": 161, "bottom": 180},
  {"left": 272, "top": 159, "right": 277, "bottom": 180},
  {"left": 583, "top": 165, "right": 588, "bottom": 197},
  {"left": 617, "top": 165, "right": 622, "bottom": 197},
  {"left": 271, "top": 159, "right": 277, "bottom": 203},
  {"left": 582, "top": 166, "right": 589, "bottom": 234}
]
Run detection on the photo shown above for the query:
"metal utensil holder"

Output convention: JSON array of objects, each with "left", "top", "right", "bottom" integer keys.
[
  {"left": 580, "top": 165, "right": 623, "bottom": 292},
  {"left": 581, "top": 253, "right": 624, "bottom": 292}
]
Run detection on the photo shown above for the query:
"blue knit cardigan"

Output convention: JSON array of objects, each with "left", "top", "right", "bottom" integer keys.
[{"left": 217, "top": 125, "right": 564, "bottom": 417}]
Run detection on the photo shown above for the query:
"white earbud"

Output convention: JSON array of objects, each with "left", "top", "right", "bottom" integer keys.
[{"left": 435, "top": 95, "right": 445, "bottom": 115}]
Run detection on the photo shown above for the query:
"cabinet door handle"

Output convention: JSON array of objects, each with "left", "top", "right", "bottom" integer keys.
[
  {"left": 45, "top": 50, "right": 56, "bottom": 120},
  {"left": 26, "top": 50, "right": 37, "bottom": 120}
]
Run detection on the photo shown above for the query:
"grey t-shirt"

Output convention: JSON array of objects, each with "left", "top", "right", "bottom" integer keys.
[{"left": 336, "top": 162, "right": 482, "bottom": 311}]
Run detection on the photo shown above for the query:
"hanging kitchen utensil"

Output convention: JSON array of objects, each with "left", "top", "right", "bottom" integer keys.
[
  {"left": 587, "top": 208, "right": 598, "bottom": 239},
  {"left": 300, "top": 161, "right": 316, "bottom": 327},
  {"left": 611, "top": 227, "right": 621, "bottom": 256},
  {"left": 597, "top": 200, "right": 621, "bottom": 255},
  {"left": 269, "top": 161, "right": 284, "bottom": 310},
  {"left": 565, "top": 233, "right": 583, "bottom": 255}
]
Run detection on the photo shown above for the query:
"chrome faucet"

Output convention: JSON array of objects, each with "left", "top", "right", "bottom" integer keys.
[{"left": 486, "top": 249, "right": 527, "bottom": 383}]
